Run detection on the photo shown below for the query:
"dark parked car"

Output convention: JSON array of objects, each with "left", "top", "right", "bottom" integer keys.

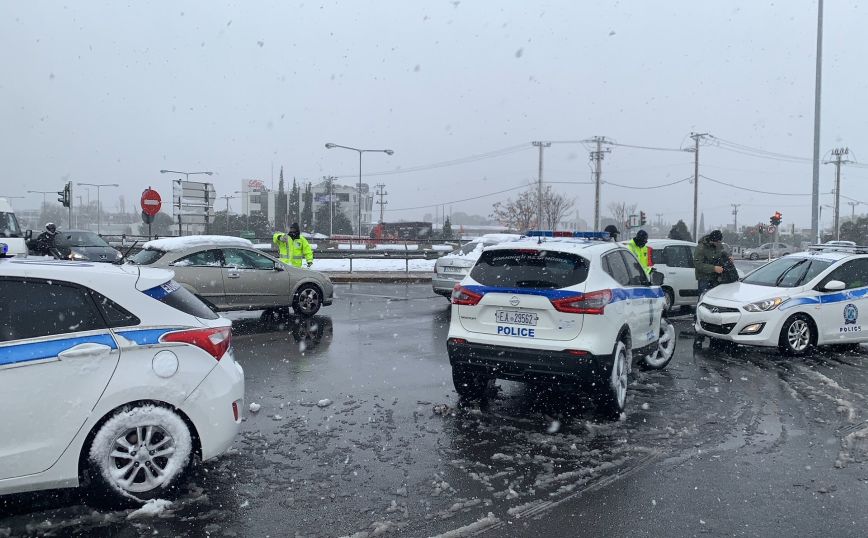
[{"left": 31, "top": 230, "right": 123, "bottom": 262}]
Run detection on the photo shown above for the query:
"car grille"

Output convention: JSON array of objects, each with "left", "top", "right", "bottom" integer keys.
[
  {"left": 700, "top": 321, "right": 736, "bottom": 335},
  {"left": 700, "top": 303, "right": 740, "bottom": 314}
]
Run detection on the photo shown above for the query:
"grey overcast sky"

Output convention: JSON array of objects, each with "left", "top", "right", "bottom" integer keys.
[{"left": 2, "top": 0, "right": 866, "bottom": 230}]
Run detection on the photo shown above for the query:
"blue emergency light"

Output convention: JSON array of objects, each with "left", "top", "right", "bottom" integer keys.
[
  {"left": 0, "top": 243, "right": 7, "bottom": 256},
  {"left": 526, "top": 231, "right": 610, "bottom": 239}
]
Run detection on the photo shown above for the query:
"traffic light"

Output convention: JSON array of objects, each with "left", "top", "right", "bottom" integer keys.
[
  {"left": 640, "top": 211, "right": 647, "bottom": 226},
  {"left": 769, "top": 211, "right": 782, "bottom": 227},
  {"left": 57, "top": 181, "right": 71, "bottom": 208}
]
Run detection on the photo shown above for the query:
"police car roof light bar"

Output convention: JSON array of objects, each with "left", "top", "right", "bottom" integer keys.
[
  {"left": 526, "top": 230, "right": 610, "bottom": 240},
  {"left": 806, "top": 244, "right": 868, "bottom": 254}
]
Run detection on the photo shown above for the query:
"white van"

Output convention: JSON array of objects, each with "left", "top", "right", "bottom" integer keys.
[{"left": 0, "top": 198, "right": 28, "bottom": 256}]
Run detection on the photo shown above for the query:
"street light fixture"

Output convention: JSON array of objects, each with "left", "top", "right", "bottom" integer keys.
[
  {"left": 324, "top": 143, "right": 394, "bottom": 237},
  {"left": 76, "top": 183, "right": 119, "bottom": 235}
]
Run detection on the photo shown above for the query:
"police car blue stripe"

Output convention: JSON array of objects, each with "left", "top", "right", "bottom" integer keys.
[
  {"left": 115, "top": 328, "right": 183, "bottom": 345},
  {"left": 0, "top": 334, "right": 117, "bottom": 367},
  {"left": 462, "top": 285, "right": 664, "bottom": 302},
  {"left": 780, "top": 287, "right": 868, "bottom": 311},
  {"left": 141, "top": 280, "right": 182, "bottom": 300}
]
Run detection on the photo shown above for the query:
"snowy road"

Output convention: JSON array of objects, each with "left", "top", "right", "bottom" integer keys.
[{"left": 1, "top": 283, "right": 867, "bottom": 536}]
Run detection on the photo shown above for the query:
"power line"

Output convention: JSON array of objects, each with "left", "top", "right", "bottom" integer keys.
[
  {"left": 606, "top": 141, "right": 690, "bottom": 153},
  {"left": 700, "top": 174, "right": 811, "bottom": 196},
  {"left": 384, "top": 184, "right": 530, "bottom": 212},
  {"left": 605, "top": 176, "right": 692, "bottom": 190}
]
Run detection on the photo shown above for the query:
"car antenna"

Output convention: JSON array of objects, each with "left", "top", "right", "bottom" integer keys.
[{"left": 114, "top": 240, "right": 140, "bottom": 265}]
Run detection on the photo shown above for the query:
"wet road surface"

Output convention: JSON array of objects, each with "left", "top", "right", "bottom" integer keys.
[{"left": 2, "top": 283, "right": 867, "bottom": 537}]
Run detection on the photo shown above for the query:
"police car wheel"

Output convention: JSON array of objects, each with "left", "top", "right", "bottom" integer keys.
[
  {"left": 86, "top": 405, "right": 193, "bottom": 504},
  {"left": 640, "top": 318, "right": 676, "bottom": 370},
  {"left": 293, "top": 284, "right": 322, "bottom": 317},
  {"left": 778, "top": 314, "right": 814, "bottom": 356},
  {"left": 597, "top": 339, "right": 628, "bottom": 419},
  {"left": 452, "top": 365, "right": 493, "bottom": 399}
]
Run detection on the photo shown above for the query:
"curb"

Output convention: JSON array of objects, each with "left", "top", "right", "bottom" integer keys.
[{"left": 325, "top": 272, "right": 433, "bottom": 284}]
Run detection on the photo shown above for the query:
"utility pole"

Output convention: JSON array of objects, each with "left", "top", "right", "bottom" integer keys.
[
  {"left": 811, "top": 0, "right": 824, "bottom": 250},
  {"left": 589, "top": 136, "right": 611, "bottom": 232},
  {"left": 731, "top": 203, "right": 741, "bottom": 232},
  {"left": 375, "top": 183, "right": 388, "bottom": 224},
  {"left": 690, "top": 132, "right": 708, "bottom": 241},
  {"left": 655, "top": 213, "right": 664, "bottom": 228},
  {"left": 825, "top": 147, "right": 851, "bottom": 240},
  {"left": 532, "top": 141, "right": 552, "bottom": 229},
  {"left": 219, "top": 194, "right": 237, "bottom": 234},
  {"left": 325, "top": 176, "right": 336, "bottom": 237},
  {"left": 848, "top": 201, "right": 859, "bottom": 220}
]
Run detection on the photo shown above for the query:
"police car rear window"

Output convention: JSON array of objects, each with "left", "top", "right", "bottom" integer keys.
[
  {"left": 470, "top": 249, "right": 589, "bottom": 289},
  {"left": 141, "top": 280, "right": 218, "bottom": 319}
]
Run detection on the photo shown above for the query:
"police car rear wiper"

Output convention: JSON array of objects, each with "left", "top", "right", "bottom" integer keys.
[{"left": 114, "top": 240, "right": 139, "bottom": 265}]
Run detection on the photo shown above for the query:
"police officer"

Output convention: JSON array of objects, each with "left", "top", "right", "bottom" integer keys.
[
  {"left": 272, "top": 222, "right": 313, "bottom": 268},
  {"left": 627, "top": 229, "right": 651, "bottom": 275},
  {"left": 693, "top": 229, "right": 731, "bottom": 346},
  {"left": 604, "top": 224, "right": 620, "bottom": 242},
  {"left": 31, "top": 222, "right": 59, "bottom": 257}
]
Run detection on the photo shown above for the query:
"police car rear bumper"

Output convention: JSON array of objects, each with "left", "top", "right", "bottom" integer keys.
[{"left": 447, "top": 339, "right": 611, "bottom": 385}]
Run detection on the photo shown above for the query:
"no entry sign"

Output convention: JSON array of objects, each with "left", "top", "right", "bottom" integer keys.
[{"left": 141, "top": 188, "right": 162, "bottom": 217}]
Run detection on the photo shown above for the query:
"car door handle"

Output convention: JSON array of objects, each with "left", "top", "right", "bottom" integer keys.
[
  {"left": 58, "top": 342, "right": 113, "bottom": 359},
  {"left": 227, "top": 273, "right": 241, "bottom": 278}
]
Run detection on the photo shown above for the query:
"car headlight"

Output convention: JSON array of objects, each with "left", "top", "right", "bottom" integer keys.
[
  {"left": 69, "top": 251, "right": 87, "bottom": 260},
  {"left": 743, "top": 297, "right": 784, "bottom": 312}
]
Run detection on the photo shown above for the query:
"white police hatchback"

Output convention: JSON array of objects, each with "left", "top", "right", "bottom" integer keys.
[
  {"left": 696, "top": 244, "right": 868, "bottom": 355},
  {"left": 0, "top": 251, "right": 244, "bottom": 503},
  {"left": 447, "top": 232, "right": 676, "bottom": 417}
]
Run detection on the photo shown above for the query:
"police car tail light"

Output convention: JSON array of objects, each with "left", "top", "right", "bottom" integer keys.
[
  {"left": 551, "top": 289, "right": 613, "bottom": 315},
  {"left": 162, "top": 326, "right": 232, "bottom": 360},
  {"left": 452, "top": 284, "right": 482, "bottom": 306}
]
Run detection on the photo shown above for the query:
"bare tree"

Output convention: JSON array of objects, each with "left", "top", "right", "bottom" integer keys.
[
  {"left": 607, "top": 201, "right": 637, "bottom": 228},
  {"left": 491, "top": 185, "right": 575, "bottom": 232},
  {"left": 541, "top": 186, "right": 575, "bottom": 229}
]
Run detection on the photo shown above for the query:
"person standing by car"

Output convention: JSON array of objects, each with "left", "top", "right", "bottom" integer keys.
[
  {"left": 604, "top": 224, "right": 620, "bottom": 242},
  {"left": 31, "top": 222, "right": 59, "bottom": 257},
  {"left": 693, "top": 229, "right": 728, "bottom": 346},
  {"left": 272, "top": 222, "right": 313, "bottom": 268},
  {"left": 627, "top": 229, "right": 651, "bottom": 275}
]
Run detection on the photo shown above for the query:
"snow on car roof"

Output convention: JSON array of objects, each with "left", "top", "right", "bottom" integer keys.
[
  {"left": 142, "top": 235, "right": 254, "bottom": 252},
  {"left": 439, "top": 234, "right": 524, "bottom": 261}
]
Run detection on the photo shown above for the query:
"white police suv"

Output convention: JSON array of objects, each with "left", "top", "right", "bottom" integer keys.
[
  {"left": 447, "top": 231, "right": 676, "bottom": 417},
  {"left": 696, "top": 244, "right": 868, "bottom": 355},
  {"left": 0, "top": 249, "right": 244, "bottom": 502}
]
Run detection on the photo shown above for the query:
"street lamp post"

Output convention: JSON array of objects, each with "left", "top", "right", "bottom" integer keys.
[
  {"left": 76, "top": 183, "right": 119, "bottom": 235},
  {"left": 160, "top": 170, "right": 214, "bottom": 235},
  {"left": 324, "top": 143, "right": 393, "bottom": 237}
]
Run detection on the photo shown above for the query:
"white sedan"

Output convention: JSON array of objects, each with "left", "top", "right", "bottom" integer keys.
[
  {"left": 696, "top": 246, "right": 868, "bottom": 354},
  {"left": 0, "top": 253, "right": 244, "bottom": 502}
]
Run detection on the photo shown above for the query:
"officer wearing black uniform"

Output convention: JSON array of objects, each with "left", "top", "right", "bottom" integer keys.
[{"left": 32, "top": 222, "right": 59, "bottom": 257}]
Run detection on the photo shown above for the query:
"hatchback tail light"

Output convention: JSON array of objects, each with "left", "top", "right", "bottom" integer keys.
[
  {"left": 161, "top": 326, "right": 232, "bottom": 360},
  {"left": 551, "top": 289, "right": 613, "bottom": 315},
  {"left": 647, "top": 246, "right": 654, "bottom": 267},
  {"left": 451, "top": 284, "right": 483, "bottom": 306}
]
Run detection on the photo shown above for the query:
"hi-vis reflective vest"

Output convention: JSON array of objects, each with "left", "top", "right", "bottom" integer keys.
[
  {"left": 272, "top": 232, "right": 314, "bottom": 267},
  {"left": 627, "top": 239, "right": 652, "bottom": 275}
]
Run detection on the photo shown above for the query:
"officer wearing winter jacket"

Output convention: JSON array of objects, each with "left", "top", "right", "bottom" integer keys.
[
  {"left": 272, "top": 222, "right": 313, "bottom": 268},
  {"left": 31, "top": 222, "right": 59, "bottom": 257},
  {"left": 627, "top": 229, "right": 651, "bottom": 275},
  {"left": 693, "top": 229, "right": 732, "bottom": 346}
]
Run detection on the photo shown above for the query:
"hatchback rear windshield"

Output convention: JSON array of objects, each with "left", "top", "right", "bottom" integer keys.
[
  {"left": 142, "top": 279, "right": 218, "bottom": 319},
  {"left": 469, "top": 248, "right": 589, "bottom": 289},
  {"left": 129, "top": 248, "right": 166, "bottom": 265}
]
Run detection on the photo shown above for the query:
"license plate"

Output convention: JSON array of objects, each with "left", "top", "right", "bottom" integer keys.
[
  {"left": 442, "top": 266, "right": 466, "bottom": 273},
  {"left": 495, "top": 310, "right": 538, "bottom": 326}
]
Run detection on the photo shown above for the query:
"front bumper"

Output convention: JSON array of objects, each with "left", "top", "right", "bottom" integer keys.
[
  {"left": 695, "top": 301, "right": 781, "bottom": 347},
  {"left": 447, "top": 339, "right": 611, "bottom": 385},
  {"left": 181, "top": 350, "right": 245, "bottom": 461}
]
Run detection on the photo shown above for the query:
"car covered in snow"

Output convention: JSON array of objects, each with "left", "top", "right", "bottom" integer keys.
[
  {"left": 432, "top": 234, "right": 523, "bottom": 297},
  {"left": 696, "top": 244, "right": 868, "bottom": 354},
  {"left": 447, "top": 231, "right": 675, "bottom": 417},
  {"left": 0, "top": 257, "right": 244, "bottom": 502},
  {"left": 129, "top": 235, "right": 333, "bottom": 317}
]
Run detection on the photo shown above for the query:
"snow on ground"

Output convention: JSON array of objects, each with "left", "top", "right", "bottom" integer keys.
[
  {"left": 375, "top": 244, "right": 419, "bottom": 251},
  {"left": 432, "top": 244, "right": 455, "bottom": 251},
  {"left": 429, "top": 512, "right": 500, "bottom": 538},
  {"left": 314, "top": 258, "right": 436, "bottom": 272},
  {"left": 338, "top": 244, "right": 367, "bottom": 250},
  {"left": 126, "top": 499, "right": 173, "bottom": 520},
  {"left": 143, "top": 235, "right": 252, "bottom": 252}
]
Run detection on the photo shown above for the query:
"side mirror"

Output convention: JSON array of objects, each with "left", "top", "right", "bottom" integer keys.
[
  {"left": 650, "top": 271, "right": 664, "bottom": 286},
  {"left": 273, "top": 262, "right": 284, "bottom": 271},
  {"left": 823, "top": 280, "right": 846, "bottom": 292},
  {"left": 25, "top": 229, "right": 32, "bottom": 240}
]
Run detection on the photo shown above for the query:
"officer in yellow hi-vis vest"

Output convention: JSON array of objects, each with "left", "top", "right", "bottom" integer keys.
[
  {"left": 272, "top": 222, "right": 314, "bottom": 268},
  {"left": 626, "top": 229, "right": 652, "bottom": 275}
]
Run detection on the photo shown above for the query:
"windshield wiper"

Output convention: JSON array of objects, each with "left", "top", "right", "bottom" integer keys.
[
  {"left": 114, "top": 240, "right": 139, "bottom": 265},
  {"left": 774, "top": 259, "right": 807, "bottom": 287}
]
